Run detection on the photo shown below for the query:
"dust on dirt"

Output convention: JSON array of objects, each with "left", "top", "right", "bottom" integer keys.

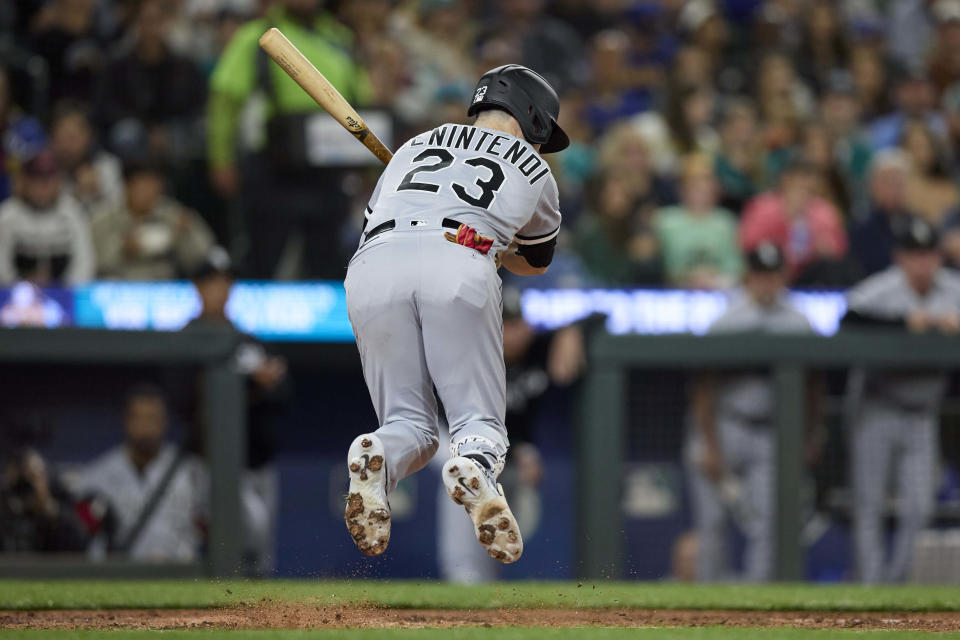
[{"left": 3, "top": 605, "right": 960, "bottom": 632}]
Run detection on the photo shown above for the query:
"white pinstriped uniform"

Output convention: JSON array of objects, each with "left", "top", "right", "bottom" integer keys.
[{"left": 846, "top": 266, "right": 960, "bottom": 583}]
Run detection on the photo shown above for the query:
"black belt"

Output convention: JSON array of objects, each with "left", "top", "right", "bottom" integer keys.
[{"left": 363, "top": 217, "right": 462, "bottom": 243}]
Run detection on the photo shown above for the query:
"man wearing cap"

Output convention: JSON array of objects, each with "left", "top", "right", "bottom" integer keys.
[
  {"left": 687, "top": 242, "right": 822, "bottom": 582},
  {"left": 0, "top": 149, "right": 94, "bottom": 285},
  {"left": 182, "top": 248, "right": 289, "bottom": 575},
  {"left": 843, "top": 216, "right": 960, "bottom": 583}
]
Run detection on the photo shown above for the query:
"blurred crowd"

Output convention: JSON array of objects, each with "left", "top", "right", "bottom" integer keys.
[{"left": 6, "top": 0, "right": 960, "bottom": 285}]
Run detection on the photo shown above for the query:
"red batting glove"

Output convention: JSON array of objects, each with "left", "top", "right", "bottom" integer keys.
[{"left": 444, "top": 223, "right": 494, "bottom": 255}]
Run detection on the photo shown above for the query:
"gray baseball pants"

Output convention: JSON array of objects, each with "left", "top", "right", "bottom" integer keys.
[
  {"left": 852, "top": 399, "right": 938, "bottom": 583},
  {"left": 687, "top": 417, "right": 775, "bottom": 582},
  {"left": 345, "top": 219, "right": 508, "bottom": 494}
]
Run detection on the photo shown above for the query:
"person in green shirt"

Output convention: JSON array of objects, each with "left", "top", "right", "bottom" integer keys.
[
  {"left": 207, "top": 0, "right": 372, "bottom": 279},
  {"left": 655, "top": 153, "right": 742, "bottom": 289},
  {"left": 575, "top": 168, "right": 664, "bottom": 286}
]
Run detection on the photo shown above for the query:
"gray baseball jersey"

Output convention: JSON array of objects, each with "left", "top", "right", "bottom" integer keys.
[
  {"left": 362, "top": 123, "right": 561, "bottom": 251},
  {"left": 709, "top": 290, "right": 814, "bottom": 420},
  {"left": 845, "top": 265, "right": 960, "bottom": 582},
  {"left": 346, "top": 123, "right": 560, "bottom": 492},
  {"left": 847, "top": 266, "right": 960, "bottom": 409},
  {"left": 688, "top": 290, "right": 812, "bottom": 581}
]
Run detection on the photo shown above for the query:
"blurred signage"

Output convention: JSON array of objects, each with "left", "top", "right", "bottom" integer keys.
[
  {"left": 305, "top": 110, "right": 393, "bottom": 167},
  {"left": 520, "top": 288, "right": 848, "bottom": 337},
  {"left": 72, "top": 281, "right": 354, "bottom": 342},
  {"left": 0, "top": 283, "right": 73, "bottom": 328},
  {"left": 0, "top": 283, "right": 848, "bottom": 341}
]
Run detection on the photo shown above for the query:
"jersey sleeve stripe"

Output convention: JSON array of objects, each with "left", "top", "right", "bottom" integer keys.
[{"left": 514, "top": 226, "right": 560, "bottom": 245}]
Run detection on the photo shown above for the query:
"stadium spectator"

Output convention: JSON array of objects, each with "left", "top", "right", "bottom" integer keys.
[
  {"left": 849, "top": 44, "right": 892, "bottom": 122},
  {"left": 96, "top": 0, "right": 207, "bottom": 162},
  {"left": 798, "top": 121, "right": 852, "bottom": 216},
  {"left": 381, "top": 0, "right": 472, "bottom": 129},
  {"left": 849, "top": 150, "right": 916, "bottom": 277},
  {"left": 654, "top": 153, "right": 741, "bottom": 289},
  {"left": 584, "top": 29, "right": 654, "bottom": 136},
  {"left": 714, "top": 98, "right": 763, "bottom": 214},
  {"left": 0, "top": 149, "right": 95, "bottom": 285},
  {"left": 49, "top": 100, "right": 123, "bottom": 213},
  {"left": 72, "top": 384, "right": 206, "bottom": 562},
  {"left": 28, "top": 0, "right": 106, "bottom": 104},
  {"left": 91, "top": 157, "right": 214, "bottom": 280},
  {"left": 0, "top": 67, "right": 47, "bottom": 202},
  {"left": 869, "top": 72, "right": 947, "bottom": 151},
  {"left": 686, "top": 242, "right": 822, "bottom": 582},
  {"left": 796, "top": 0, "right": 849, "bottom": 93},
  {"left": 575, "top": 168, "right": 662, "bottom": 285},
  {"left": 900, "top": 119, "right": 959, "bottom": 226},
  {"left": 207, "top": 0, "right": 371, "bottom": 279},
  {"left": 739, "top": 159, "right": 848, "bottom": 285},
  {"left": 481, "top": 0, "right": 587, "bottom": 96},
  {"left": 927, "top": 1, "right": 960, "bottom": 94},
  {"left": 1, "top": 413, "right": 88, "bottom": 552},
  {"left": 754, "top": 51, "right": 816, "bottom": 126},
  {"left": 817, "top": 73, "right": 872, "bottom": 207},
  {"left": 183, "top": 248, "right": 289, "bottom": 575},
  {"left": 888, "top": 0, "right": 937, "bottom": 74},
  {"left": 665, "top": 85, "right": 720, "bottom": 158},
  {"left": 843, "top": 217, "right": 960, "bottom": 583}
]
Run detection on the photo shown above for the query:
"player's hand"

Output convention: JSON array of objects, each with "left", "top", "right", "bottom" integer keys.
[
  {"left": 211, "top": 165, "right": 240, "bottom": 199},
  {"left": 547, "top": 325, "right": 585, "bottom": 386},
  {"left": 700, "top": 446, "right": 724, "bottom": 483},
  {"left": 938, "top": 311, "right": 960, "bottom": 335},
  {"left": 907, "top": 309, "right": 933, "bottom": 333},
  {"left": 513, "top": 443, "right": 543, "bottom": 487},
  {"left": 444, "top": 224, "right": 494, "bottom": 255},
  {"left": 252, "top": 355, "right": 287, "bottom": 390}
]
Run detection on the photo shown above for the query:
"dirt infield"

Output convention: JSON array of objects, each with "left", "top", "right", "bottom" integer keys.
[{"left": 4, "top": 605, "right": 960, "bottom": 632}]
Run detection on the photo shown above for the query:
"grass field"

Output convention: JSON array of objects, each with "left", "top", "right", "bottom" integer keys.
[{"left": 3, "top": 580, "right": 960, "bottom": 638}]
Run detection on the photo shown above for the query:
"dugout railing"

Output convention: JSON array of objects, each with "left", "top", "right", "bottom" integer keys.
[
  {"left": 577, "top": 330, "right": 960, "bottom": 581},
  {"left": 0, "top": 328, "right": 245, "bottom": 578}
]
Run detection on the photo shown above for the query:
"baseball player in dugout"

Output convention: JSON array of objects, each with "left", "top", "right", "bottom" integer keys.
[
  {"left": 842, "top": 216, "right": 960, "bottom": 583},
  {"left": 343, "top": 65, "right": 567, "bottom": 563},
  {"left": 688, "top": 242, "right": 824, "bottom": 582}
]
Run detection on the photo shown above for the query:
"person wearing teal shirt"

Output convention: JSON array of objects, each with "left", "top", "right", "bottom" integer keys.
[
  {"left": 655, "top": 154, "right": 742, "bottom": 289},
  {"left": 207, "top": 0, "right": 372, "bottom": 279}
]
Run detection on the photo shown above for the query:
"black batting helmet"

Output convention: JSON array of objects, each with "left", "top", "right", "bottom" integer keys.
[{"left": 467, "top": 64, "right": 569, "bottom": 154}]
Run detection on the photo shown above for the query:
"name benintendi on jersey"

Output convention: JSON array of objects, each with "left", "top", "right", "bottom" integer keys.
[{"left": 410, "top": 124, "right": 552, "bottom": 186}]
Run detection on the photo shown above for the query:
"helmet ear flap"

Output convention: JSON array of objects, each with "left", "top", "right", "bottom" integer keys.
[{"left": 530, "top": 113, "right": 545, "bottom": 138}]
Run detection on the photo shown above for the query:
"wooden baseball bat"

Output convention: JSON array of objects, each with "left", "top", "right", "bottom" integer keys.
[{"left": 258, "top": 27, "right": 393, "bottom": 166}]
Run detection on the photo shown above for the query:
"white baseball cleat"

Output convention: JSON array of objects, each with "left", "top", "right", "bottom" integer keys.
[
  {"left": 344, "top": 434, "right": 390, "bottom": 556},
  {"left": 442, "top": 456, "right": 523, "bottom": 563}
]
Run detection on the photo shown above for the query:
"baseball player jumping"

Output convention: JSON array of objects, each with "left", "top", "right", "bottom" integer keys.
[{"left": 342, "top": 65, "right": 567, "bottom": 563}]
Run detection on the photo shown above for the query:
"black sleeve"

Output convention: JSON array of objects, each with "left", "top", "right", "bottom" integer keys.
[
  {"left": 840, "top": 309, "right": 908, "bottom": 330},
  {"left": 515, "top": 236, "right": 556, "bottom": 268}
]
